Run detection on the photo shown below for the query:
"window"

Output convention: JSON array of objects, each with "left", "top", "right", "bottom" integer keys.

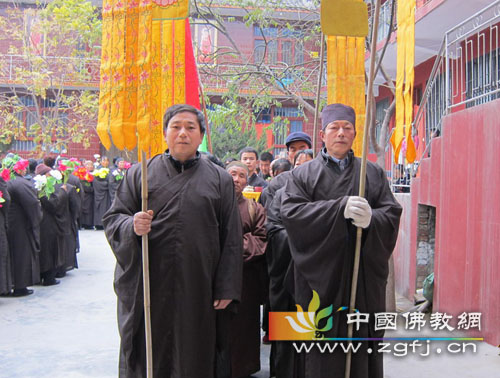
[
  {"left": 272, "top": 106, "right": 305, "bottom": 151},
  {"left": 253, "top": 26, "right": 305, "bottom": 66},
  {"left": 11, "top": 95, "right": 68, "bottom": 152},
  {"left": 255, "top": 107, "right": 272, "bottom": 123},
  {"left": 12, "top": 140, "right": 36, "bottom": 151},
  {"left": 282, "top": 41, "right": 292, "bottom": 66},
  {"left": 295, "top": 42, "right": 304, "bottom": 66},
  {"left": 274, "top": 107, "right": 303, "bottom": 117},
  {"left": 268, "top": 40, "right": 278, "bottom": 65},
  {"left": 254, "top": 39, "right": 266, "bottom": 63},
  {"left": 14, "top": 96, "right": 37, "bottom": 141}
]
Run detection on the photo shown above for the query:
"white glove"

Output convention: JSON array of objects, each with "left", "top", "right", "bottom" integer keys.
[{"left": 344, "top": 196, "right": 372, "bottom": 229}]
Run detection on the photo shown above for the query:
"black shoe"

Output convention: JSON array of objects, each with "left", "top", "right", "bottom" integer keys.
[
  {"left": 43, "top": 279, "right": 60, "bottom": 287},
  {"left": 55, "top": 272, "right": 66, "bottom": 278},
  {"left": 12, "top": 288, "right": 34, "bottom": 297}
]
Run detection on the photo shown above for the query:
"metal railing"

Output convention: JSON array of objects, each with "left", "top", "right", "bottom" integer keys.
[
  {"left": 0, "top": 54, "right": 100, "bottom": 87},
  {"left": 368, "top": 0, "right": 396, "bottom": 45},
  {"left": 446, "top": 1, "right": 500, "bottom": 109},
  {"left": 392, "top": 0, "right": 500, "bottom": 191}
]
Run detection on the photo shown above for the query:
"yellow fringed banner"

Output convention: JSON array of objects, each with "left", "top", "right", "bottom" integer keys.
[
  {"left": 96, "top": 0, "right": 114, "bottom": 150},
  {"left": 327, "top": 35, "right": 366, "bottom": 157},
  {"left": 391, "top": 0, "right": 416, "bottom": 163},
  {"left": 97, "top": 0, "right": 192, "bottom": 160}
]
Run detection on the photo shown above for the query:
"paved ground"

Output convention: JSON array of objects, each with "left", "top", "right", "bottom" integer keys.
[{"left": 0, "top": 230, "right": 498, "bottom": 377}]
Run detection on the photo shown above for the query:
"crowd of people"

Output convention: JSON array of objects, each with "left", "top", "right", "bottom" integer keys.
[
  {"left": 0, "top": 102, "right": 402, "bottom": 377},
  {"left": 103, "top": 103, "right": 402, "bottom": 378},
  {"left": 0, "top": 153, "right": 131, "bottom": 297}
]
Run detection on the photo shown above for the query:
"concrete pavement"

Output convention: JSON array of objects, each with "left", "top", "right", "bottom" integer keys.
[{"left": 0, "top": 230, "right": 498, "bottom": 377}]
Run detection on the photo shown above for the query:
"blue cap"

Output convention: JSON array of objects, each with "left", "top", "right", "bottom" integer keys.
[{"left": 285, "top": 131, "right": 312, "bottom": 149}]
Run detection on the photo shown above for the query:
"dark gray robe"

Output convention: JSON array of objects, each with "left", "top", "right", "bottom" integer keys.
[
  {"left": 61, "top": 183, "right": 80, "bottom": 271},
  {"left": 6, "top": 174, "right": 42, "bottom": 289},
  {"left": 103, "top": 153, "right": 243, "bottom": 378},
  {"left": 80, "top": 179, "right": 94, "bottom": 228},
  {"left": 281, "top": 150, "right": 402, "bottom": 378},
  {"left": 109, "top": 168, "right": 124, "bottom": 203},
  {"left": 0, "top": 177, "right": 12, "bottom": 294},
  {"left": 262, "top": 171, "right": 297, "bottom": 378},
  {"left": 229, "top": 195, "right": 267, "bottom": 378},
  {"left": 265, "top": 180, "right": 297, "bottom": 378},
  {"left": 93, "top": 174, "right": 111, "bottom": 227},
  {"left": 39, "top": 187, "right": 68, "bottom": 274}
]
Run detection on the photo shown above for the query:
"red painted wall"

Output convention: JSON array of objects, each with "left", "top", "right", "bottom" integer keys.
[{"left": 393, "top": 98, "right": 500, "bottom": 346}]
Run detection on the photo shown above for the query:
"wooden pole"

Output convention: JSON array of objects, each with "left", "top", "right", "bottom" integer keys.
[
  {"left": 141, "top": 150, "right": 153, "bottom": 378},
  {"left": 312, "top": 33, "right": 326, "bottom": 157},
  {"left": 344, "top": 1, "right": 381, "bottom": 377}
]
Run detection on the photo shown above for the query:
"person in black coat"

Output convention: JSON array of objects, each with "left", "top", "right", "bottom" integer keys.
[
  {"left": 6, "top": 161, "right": 42, "bottom": 296},
  {"left": 0, "top": 176, "right": 12, "bottom": 295}
]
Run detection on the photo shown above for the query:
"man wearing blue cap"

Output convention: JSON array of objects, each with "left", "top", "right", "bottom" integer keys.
[
  {"left": 285, "top": 131, "right": 312, "bottom": 164},
  {"left": 280, "top": 103, "right": 402, "bottom": 378}
]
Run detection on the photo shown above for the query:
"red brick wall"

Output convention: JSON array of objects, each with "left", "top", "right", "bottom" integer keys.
[{"left": 393, "top": 98, "right": 500, "bottom": 346}]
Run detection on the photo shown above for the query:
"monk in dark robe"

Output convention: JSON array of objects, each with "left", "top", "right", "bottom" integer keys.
[
  {"left": 264, "top": 171, "right": 297, "bottom": 378},
  {"left": 281, "top": 104, "right": 402, "bottom": 378},
  {"left": 36, "top": 164, "right": 67, "bottom": 285},
  {"left": 80, "top": 160, "right": 95, "bottom": 229},
  {"left": 109, "top": 158, "right": 125, "bottom": 203},
  {"left": 60, "top": 182, "right": 81, "bottom": 272},
  {"left": 93, "top": 166, "right": 111, "bottom": 229},
  {"left": 226, "top": 162, "right": 267, "bottom": 378},
  {"left": 103, "top": 104, "right": 243, "bottom": 378},
  {"left": 0, "top": 176, "right": 12, "bottom": 295},
  {"left": 6, "top": 161, "right": 43, "bottom": 296}
]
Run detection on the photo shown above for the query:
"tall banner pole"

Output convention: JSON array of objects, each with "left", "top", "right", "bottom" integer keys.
[
  {"left": 344, "top": 1, "right": 381, "bottom": 377},
  {"left": 141, "top": 150, "right": 153, "bottom": 378},
  {"left": 312, "top": 33, "right": 326, "bottom": 157}
]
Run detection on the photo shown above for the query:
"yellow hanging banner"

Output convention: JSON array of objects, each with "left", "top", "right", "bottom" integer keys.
[
  {"left": 96, "top": 0, "right": 195, "bottom": 159},
  {"left": 108, "top": 0, "right": 127, "bottom": 151},
  {"left": 136, "top": 0, "right": 153, "bottom": 156},
  {"left": 327, "top": 35, "right": 366, "bottom": 157},
  {"left": 405, "top": 1, "right": 416, "bottom": 163},
  {"left": 96, "top": 0, "right": 114, "bottom": 150},
  {"left": 391, "top": 0, "right": 416, "bottom": 163},
  {"left": 122, "top": 2, "right": 140, "bottom": 151}
]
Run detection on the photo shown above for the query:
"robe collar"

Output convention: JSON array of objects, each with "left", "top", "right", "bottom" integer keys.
[
  {"left": 165, "top": 150, "right": 201, "bottom": 173},
  {"left": 320, "top": 148, "right": 354, "bottom": 171}
]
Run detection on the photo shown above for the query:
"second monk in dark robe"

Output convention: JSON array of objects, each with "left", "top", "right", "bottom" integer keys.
[
  {"left": 281, "top": 104, "right": 402, "bottom": 378},
  {"left": 7, "top": 164, "right": 42, "bottom": 296},
  {"left": 226, "top": 162, "right": 267, "bottom": 378}
]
